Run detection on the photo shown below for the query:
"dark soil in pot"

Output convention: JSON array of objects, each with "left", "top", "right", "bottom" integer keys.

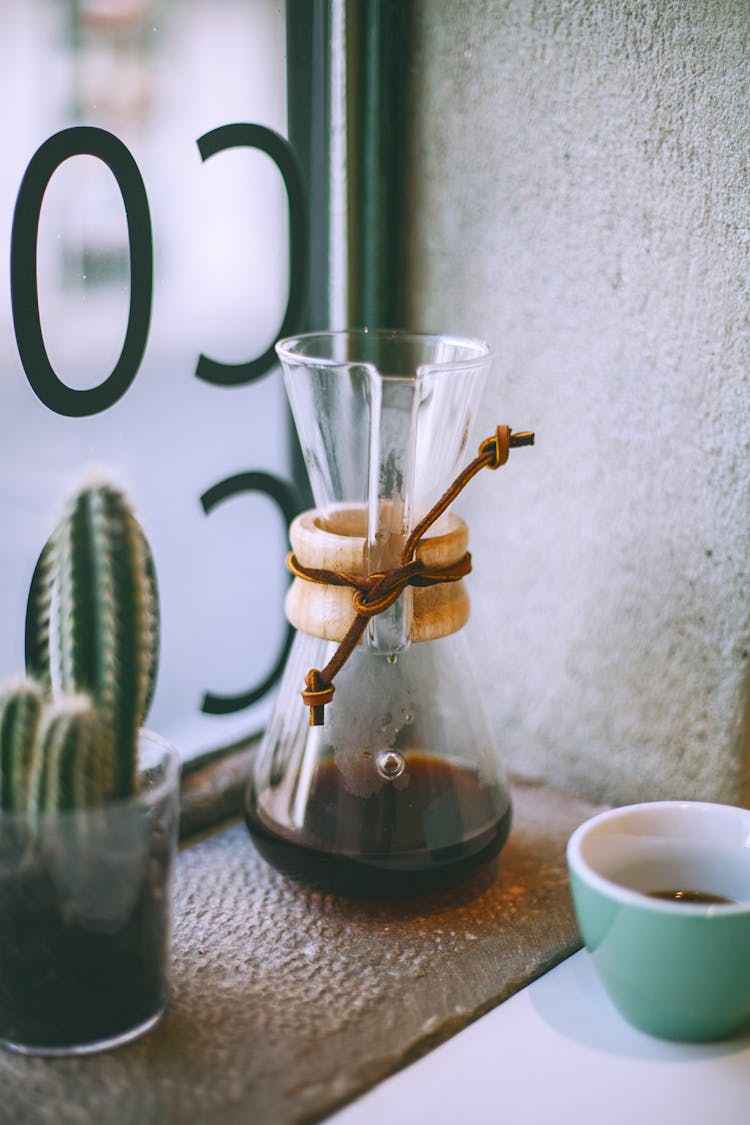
[{"left": 0, "top": 837, "right": 172, "bottom": 1052}]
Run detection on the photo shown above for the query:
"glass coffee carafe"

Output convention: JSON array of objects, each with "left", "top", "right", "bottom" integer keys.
[{"left": 245, "top": 330, "right": 515, "bottom": 896}]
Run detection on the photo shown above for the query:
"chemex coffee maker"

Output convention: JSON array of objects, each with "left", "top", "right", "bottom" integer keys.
[{"left": 245, "top": 330, "right": 533, "bottom": 896}]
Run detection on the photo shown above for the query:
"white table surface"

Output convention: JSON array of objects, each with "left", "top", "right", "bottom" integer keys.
[{"left": 326, "top": 949, "right": 750, "bottom": 1125}]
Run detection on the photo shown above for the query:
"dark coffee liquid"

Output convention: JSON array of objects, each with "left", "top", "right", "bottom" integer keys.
[
  {"left": 245, "top": 752, "right": 511, "bottom": 897},
  {"left": 647, "top": 889, "right": 737, "bottom": 905}
]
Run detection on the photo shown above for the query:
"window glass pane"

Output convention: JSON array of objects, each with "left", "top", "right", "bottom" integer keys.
[{"left": 0, "top": 0, "right": 295, "bottom": 760}]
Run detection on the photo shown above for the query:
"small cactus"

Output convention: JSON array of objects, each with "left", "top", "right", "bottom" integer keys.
[
  {"left": 0, "top": 478, "right": 160, "bottom": 816},
  {"left": 31, "top": 697, "right": 115, "bottom": 814},
  {"left": 0, "top": 679, "right": 45, "bottom": 811}
]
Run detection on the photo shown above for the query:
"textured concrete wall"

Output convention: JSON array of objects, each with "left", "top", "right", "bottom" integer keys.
[{"left": 405, "top": 1, "right": 750, "bottom": 805}]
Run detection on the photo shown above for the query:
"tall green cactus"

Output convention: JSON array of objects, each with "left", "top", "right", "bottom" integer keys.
[
  {"left": 40, "top": 481, "right": 159, "bottom": 798},
  {"left": 0, "top": 479, "right": 160, "bottom": 814}
]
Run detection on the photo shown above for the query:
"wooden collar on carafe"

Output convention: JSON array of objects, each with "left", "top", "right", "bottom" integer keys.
[{"left": 291, "top": 425, "right": 535, "bottom": 725}]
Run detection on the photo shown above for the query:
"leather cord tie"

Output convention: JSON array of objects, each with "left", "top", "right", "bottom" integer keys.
[{"left": 291, "top": 425, "right": 534, "bottom": 725}]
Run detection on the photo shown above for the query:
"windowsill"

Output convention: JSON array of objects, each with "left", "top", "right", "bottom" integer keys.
[
  {"left": 0, "top": 772, "right": 602, "bottom": 1123},
  {"left": 178, "top": 740, "right": 260, "bottom": 840}
]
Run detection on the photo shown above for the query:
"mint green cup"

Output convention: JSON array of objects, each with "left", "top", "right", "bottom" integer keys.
[{"left": 567, "top": 801, "right": 750, "bottom": 1041}]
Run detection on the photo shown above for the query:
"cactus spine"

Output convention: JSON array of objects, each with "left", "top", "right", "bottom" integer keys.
[{"left": 0, "top": 479, "right": 160, "bottom": 814}]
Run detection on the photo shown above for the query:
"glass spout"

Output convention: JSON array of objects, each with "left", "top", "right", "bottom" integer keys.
[{"left": 364, "top": 370, "right": 418, "bottom": 654}]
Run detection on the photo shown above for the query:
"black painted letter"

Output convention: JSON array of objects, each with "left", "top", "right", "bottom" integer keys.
[
  {"left": 11, "top": 126, "right": 152, "bottom": 417},
  {"left": 195, "top": 124, "right": 307, "bottom": 386},
  {"left": 199, "top": 471, "right": 299, "bottom": 715}
]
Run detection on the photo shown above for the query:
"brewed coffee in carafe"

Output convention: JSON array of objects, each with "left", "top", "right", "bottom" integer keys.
[{"left": 245, "top": 330, "right": 519, "bottom": 896}]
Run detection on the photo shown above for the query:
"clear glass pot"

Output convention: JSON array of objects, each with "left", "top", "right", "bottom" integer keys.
[
  {"left": 0, "top": 731, "right": 180, "bottom": 1055},
  {"left": 245, "top": 331, "right": 512, "bottom": 896}
]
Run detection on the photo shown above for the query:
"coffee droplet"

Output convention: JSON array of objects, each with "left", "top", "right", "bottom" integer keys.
[{"left": 647, "top": 889, "right": 737, "bottom": 905}]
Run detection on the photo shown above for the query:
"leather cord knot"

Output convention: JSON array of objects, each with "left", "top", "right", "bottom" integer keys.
[
  {"left": 479, "top": 425, "right": 511, "bottom": 468},
  {"left": 302, "top": 669, "right": 335, "bottom": 727},
  {"left": 292, "top": 426, "right": 534, "bottom": 724}
]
